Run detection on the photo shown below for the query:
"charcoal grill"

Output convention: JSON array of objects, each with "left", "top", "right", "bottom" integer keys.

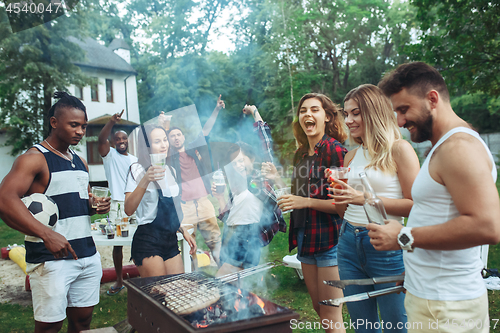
[{"left": 124, "top": 263, "right": 299, "bottom": 333}]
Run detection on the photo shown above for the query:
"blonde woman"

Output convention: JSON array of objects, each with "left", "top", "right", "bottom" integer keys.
[
  {"left": 329, "top": 84, "right": 420, "bottom": 333},
  {"left": 278, "top": 93, "right": 348, "bottom": 333}
]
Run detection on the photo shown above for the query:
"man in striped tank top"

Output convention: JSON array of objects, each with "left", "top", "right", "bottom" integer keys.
[
  {"left": 0, "top": 92, "right": 110, "bottom": 333},
  {"left": 367, "top": 62, "right": 500, "bottom": 333}
]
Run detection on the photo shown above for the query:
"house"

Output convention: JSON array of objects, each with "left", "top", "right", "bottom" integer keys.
[
  {"left": 0, "top": 37, "right": 140, "bottom": 184},
  {"left": 67, "top": 37, "right": 140, "bottom": 185}
]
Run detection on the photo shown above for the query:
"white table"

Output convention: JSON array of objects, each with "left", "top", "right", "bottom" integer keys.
[{"left": 91, "top": 225, "right": 192, "bottom": 273}]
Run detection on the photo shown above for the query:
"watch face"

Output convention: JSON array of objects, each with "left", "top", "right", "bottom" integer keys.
[{"left": 400, "top": 234, "right": 410, "bottom": 245}]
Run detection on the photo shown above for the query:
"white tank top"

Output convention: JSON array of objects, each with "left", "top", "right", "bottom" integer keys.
[
  {"left": 344, "top": 147, "right": 404, "bottom": 225},
  {"left": 404, "top": 127, "right": 496, "bottom": 301}
]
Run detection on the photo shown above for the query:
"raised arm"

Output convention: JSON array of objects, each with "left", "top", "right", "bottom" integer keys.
[
  {"left": 0, "top": 151, "right": 77, "bottom": 259},
  {"left": 98, "top": 110, "right": 124, "bottom": 157},
  {"left": 202, "top": 94, "right": 225, "bottom": 137},
  {"left": 243, "top": 104, "right": 263, "bottom": 122}
]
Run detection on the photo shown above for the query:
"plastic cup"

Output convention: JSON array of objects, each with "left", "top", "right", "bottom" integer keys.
[
  {"left": 121, "top": 222, "right": 129, "bottom": 237},
  {"left": 150, "top": 153, "right": 166, "bottom": 180},
  {"left": 150, "top": 153, "right": 166, "bottom": 167},
  {"left": 329, "top": 167, "right": 349, "bottom": 194},
  {"left": 275, "top": 187, "right": 293, "bottom": 214},
  {"left": 91, "top": 186, "right": 109, "bottom": 209}
]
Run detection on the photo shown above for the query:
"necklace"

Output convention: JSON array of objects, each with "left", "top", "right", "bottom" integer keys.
[{"left": 44, "top": 140, "right": 75, "bottom": 168}]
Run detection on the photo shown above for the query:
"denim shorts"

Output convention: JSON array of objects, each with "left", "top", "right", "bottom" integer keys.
[
  {"left": 220, "top": 224, "right": 261, "bottom": 269},
  {"left": 131, "top": 223, "right": 180, "bottom": 266},
  {"left": 296, "top": 227, "right": 338, "bottom": 267}
]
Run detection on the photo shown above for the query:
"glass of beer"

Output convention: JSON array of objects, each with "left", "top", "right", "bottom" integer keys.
[
  {"left": 329, "top": 167, "right": 350, "bottom": 195},
  {"left": 275, "top": 187, "right": 293, "bottom": 214},
  {"left": 91, "top": 187, "right": 109, "bottom": 209}
]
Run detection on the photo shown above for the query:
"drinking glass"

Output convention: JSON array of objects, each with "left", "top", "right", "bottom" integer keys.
[
  {"left": 91, "top": 186, "right": 109, "bottom": 209},
  {"left": 329, "top": 167, "right": 350, "bottom": 194},
  {"left": 275, "top": 187, "right": 293, "bottom": 214}
]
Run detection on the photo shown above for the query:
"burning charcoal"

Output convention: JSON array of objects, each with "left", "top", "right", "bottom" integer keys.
[
  {"left": 249, "top": 304, "right": 266, "bottom": 316},
  {"left": 214, "top": 306, "right": 221, "bottom": 317},
  {"left": 222, "top": 301, "right": 234, "bottom": 313}
]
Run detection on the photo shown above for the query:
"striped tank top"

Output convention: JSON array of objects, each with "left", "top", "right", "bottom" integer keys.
[{"left": 25, "top": 144, "right": 96, "bottom": 265}]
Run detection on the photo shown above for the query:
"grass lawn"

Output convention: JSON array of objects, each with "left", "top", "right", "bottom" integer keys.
[{"left": 1, "top": 209, "right": 500, "bottom": 332}]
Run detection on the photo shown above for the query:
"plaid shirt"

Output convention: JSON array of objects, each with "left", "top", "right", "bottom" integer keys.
[{"left": 289, "top": 134, "right": 347, "bottom": 256}]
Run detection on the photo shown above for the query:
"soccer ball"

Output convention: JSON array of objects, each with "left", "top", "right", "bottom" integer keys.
[{"left": 21, "top": 193, "right": 59, "bottom": 228}]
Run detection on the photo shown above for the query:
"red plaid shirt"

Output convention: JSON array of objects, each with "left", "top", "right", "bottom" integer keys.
[{"left": 289, "top": 134, "right": 347, "bottom": 256}]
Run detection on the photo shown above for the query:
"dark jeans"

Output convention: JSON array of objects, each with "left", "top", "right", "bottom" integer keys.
[{"left": 338, "top": 221, "right": 407, "bottom": 333}]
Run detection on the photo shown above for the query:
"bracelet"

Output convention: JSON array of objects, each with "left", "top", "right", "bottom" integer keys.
[{"left": 178, "top": 227, "right": 184, "bottom": 234}]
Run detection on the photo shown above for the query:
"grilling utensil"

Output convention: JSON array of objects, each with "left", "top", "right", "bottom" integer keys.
[
  {"left": 142, "top": 260, "right": 285, "bottom": 315},
  {"left": 323, "top": 274, "right": 404, "bottom": 289},
  {"left": 320, "top": 285, "right": 405, "bottom": 307}
]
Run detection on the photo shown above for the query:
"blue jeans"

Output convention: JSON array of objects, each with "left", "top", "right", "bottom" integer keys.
[{"left": 338, "top": 221, "right": 407, "bottom": 333}]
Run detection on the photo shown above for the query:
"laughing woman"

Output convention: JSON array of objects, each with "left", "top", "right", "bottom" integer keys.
[
  {"left": 277, "top": 93, "right": 348, "bottom": 333},
  {"left": 330, "top": 84, "right": 420, "bottom": 333},
  {"left": 124, "top": 125, "right": 196, "bottom": 277}
]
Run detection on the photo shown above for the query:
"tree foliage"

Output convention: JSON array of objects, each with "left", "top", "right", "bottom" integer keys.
[
  {"left": 0, "top": 4, "right": 92, "bottom": 155},
  {"left": 2, "top": 0, "right": 499, "bottom": 160},
  {"left": 409, "top": 0, "right": 500, "bottom": 96}
]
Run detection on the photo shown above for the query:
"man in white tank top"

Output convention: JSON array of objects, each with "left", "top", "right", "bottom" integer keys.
[{"left": 367, "top": 62, "right": 500, "bottom": 333}]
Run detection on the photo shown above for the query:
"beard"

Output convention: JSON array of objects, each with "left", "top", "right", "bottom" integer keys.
[{"left": 409, "top": 105, "right": 433, "bottom": 143}]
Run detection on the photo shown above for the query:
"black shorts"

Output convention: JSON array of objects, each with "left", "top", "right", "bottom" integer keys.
[{"left": 131, "top": 223, "right": 180, "bottom": 266}]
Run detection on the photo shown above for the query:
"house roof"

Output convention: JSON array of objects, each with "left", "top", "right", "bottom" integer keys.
[
  {"left": 67, "top": 37, "right": 136, "bottom": 74},
  {"left": 88, "top": 114, "right": 139, "bottom": 126},
  {"left": 108, "top": 38, "right": 131, "bottom": 51}
]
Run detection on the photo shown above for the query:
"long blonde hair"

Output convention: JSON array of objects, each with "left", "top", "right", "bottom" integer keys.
[
  {"left": 344, "top": 84, "right": 401, "bottom": 173},
  {"left": 293, "top": 93, "right": 347, "bottom": 150}
]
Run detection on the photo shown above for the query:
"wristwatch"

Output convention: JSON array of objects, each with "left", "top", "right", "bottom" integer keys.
[{"left": 397, "top": 227, "right": 414, "bottom": 252}]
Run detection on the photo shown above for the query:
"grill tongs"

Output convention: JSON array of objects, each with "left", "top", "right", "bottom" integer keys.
[{"left": 320, "top": 275, "right": 405, "bottom": 307}]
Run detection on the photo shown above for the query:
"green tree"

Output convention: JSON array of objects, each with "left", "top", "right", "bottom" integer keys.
[
  {"left": 409, "top": 0, "right": 500, "bottom": 96},
  {"left": 451, "top": 93, "right": 500, "bottom": 133},
  {"left": 0, "top": 5, "right": 91, "bottom": 155}
]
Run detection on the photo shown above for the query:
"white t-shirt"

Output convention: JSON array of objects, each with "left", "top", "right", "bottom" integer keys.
[
  {"left": 404, "top": 127, "right": 497, "bottom": 301},
  {"left": 102, "top": 148, "right": 138, "bottom": 201},
  {"left": 225, "top": 189, "right": 264, "bottom": 226},
  {"left": 124, "top": 164, "right": 180, "bottom": 226},
  {"left": 344, "top": 147, "right": 404, "bottom": 225}
]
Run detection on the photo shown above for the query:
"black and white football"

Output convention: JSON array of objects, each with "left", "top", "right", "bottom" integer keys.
[{"left": 21, "top": 193, "right": 59, "bottom": 228}]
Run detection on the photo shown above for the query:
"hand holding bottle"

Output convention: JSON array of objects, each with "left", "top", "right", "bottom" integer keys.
[{"left": 359, "top": 172, "right": 387, "bottom": 225}]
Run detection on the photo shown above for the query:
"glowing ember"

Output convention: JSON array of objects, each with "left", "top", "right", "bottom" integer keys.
[
  {"left": 234, "top": 289, "right": 243, "bottom": 312},
  {"left": 234, "top": 298, "right": 240, "bottom": 312},
  {"left": 255, "top": 296, "right": 265, "bottom": 309}
]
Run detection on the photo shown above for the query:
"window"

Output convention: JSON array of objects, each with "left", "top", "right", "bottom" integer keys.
[
  {"left": 106, "top": 79, "right": 113, "bottom": 103},
  {"left": 74, "top": 86, "right": 83, "bottom": 100},
  {"left": 86, "top": 126, "right": 103, "bottom": 165},
  {"left": 91, "top": 78, "right": 99, "bottom": 101}
]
